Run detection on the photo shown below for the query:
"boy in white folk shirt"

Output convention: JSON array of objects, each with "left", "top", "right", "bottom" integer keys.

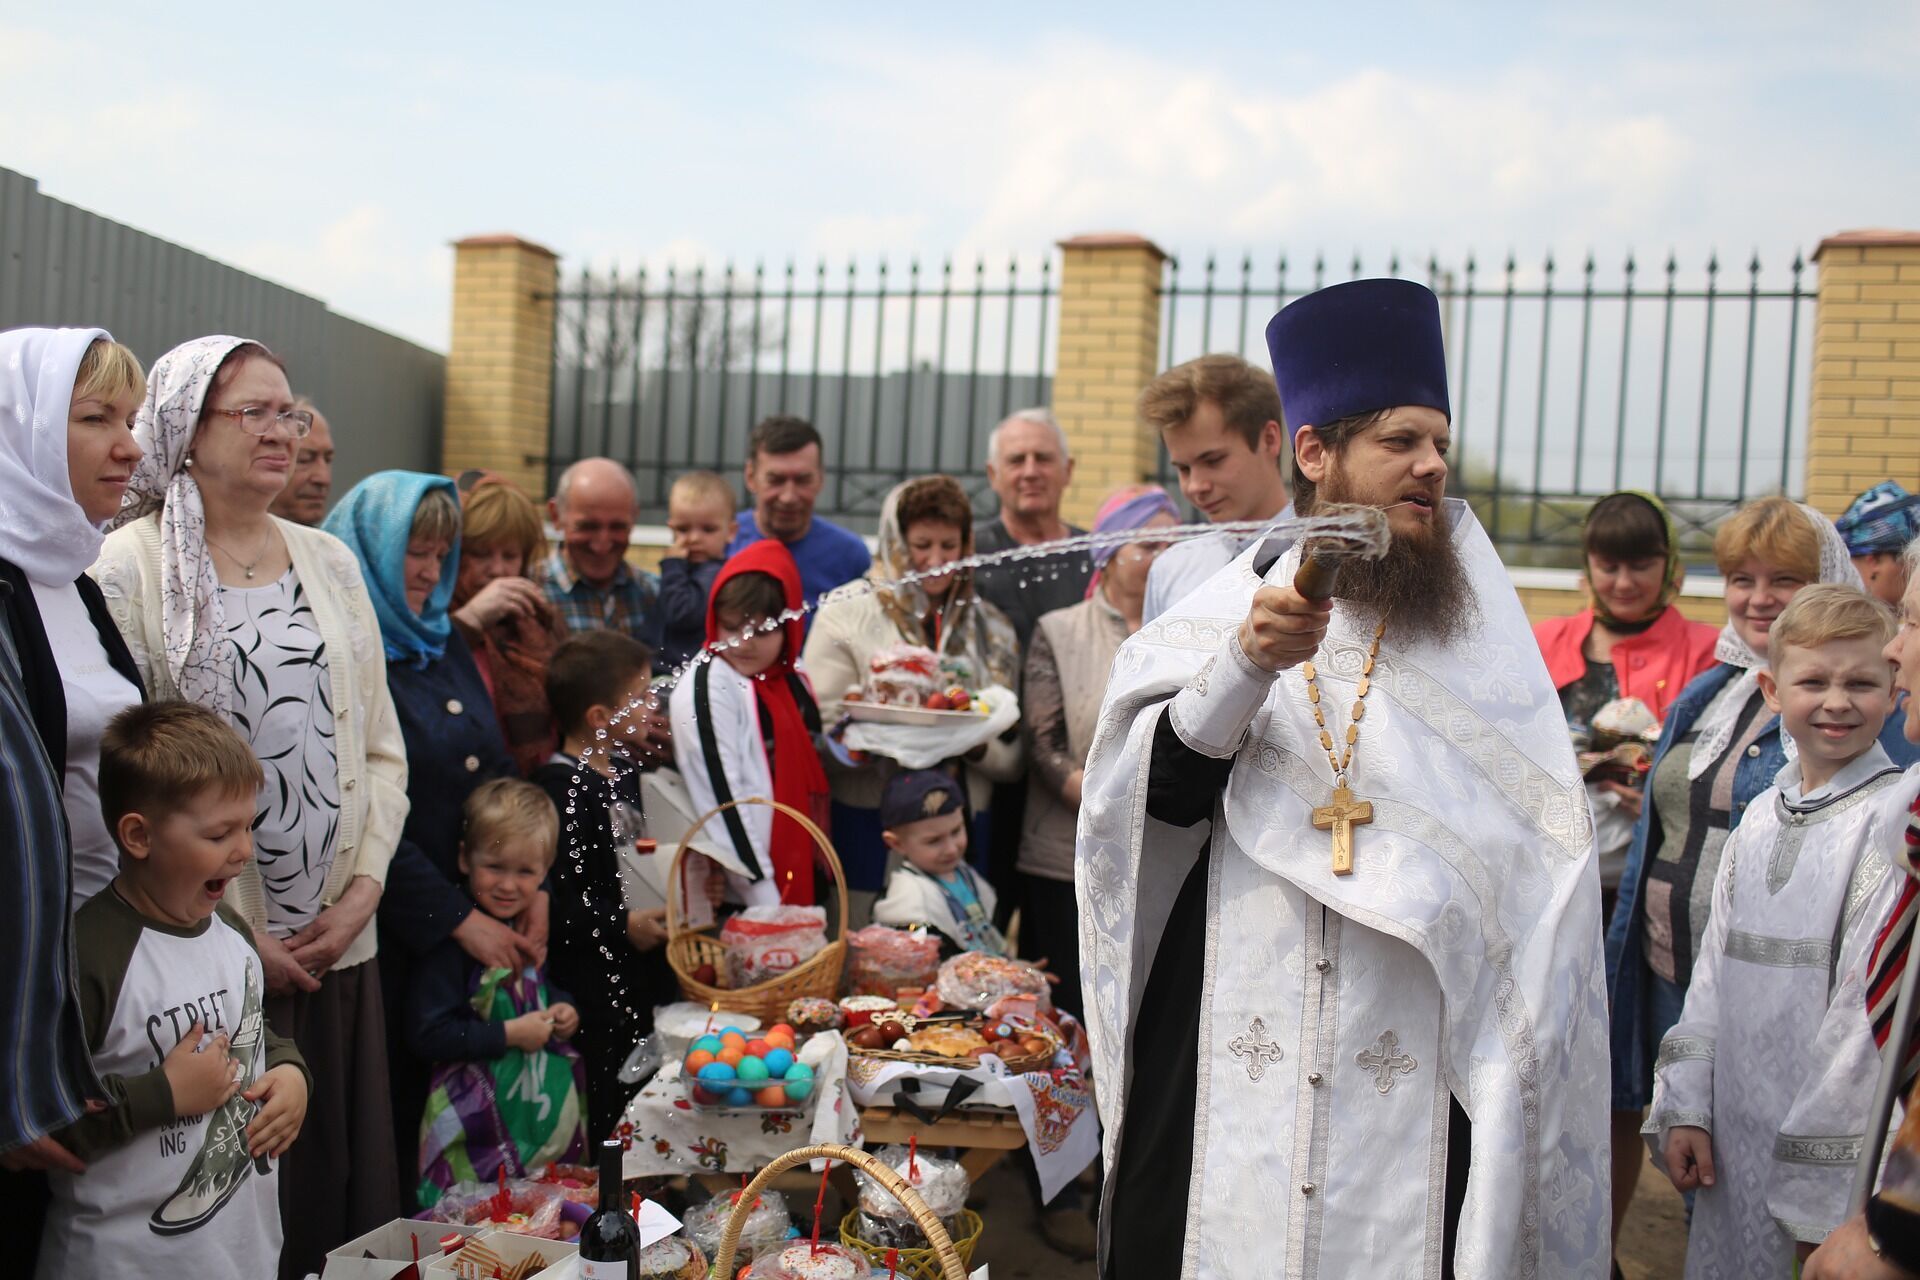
[
  {"left": 1648, "top": 585, "right": 1910, "bottom": 1278},
  {"left": 38, "top": 702, "right": 309, "bottom": 1280}
]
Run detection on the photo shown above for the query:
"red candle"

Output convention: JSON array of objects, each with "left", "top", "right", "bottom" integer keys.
[
  {"left": 907, "top": 1136, "right": 918, "bottom": 1181},
  {"left": 886, "top": 1248, "right": 899, "bottom": 1278},
  {"left": 810, "top": 1160, "right": 832, "bottom": 1255}
]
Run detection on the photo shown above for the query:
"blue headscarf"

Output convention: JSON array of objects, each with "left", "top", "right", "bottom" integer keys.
[{"left": 323, "top": 470, "right": 460, "bottom": 667}]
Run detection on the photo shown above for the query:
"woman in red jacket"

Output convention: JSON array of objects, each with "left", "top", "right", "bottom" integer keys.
[{"left": 1534, "top": 491, "right": 1719, "bottom": 907}]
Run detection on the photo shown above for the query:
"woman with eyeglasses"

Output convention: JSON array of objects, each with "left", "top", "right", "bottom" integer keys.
[{"left": 89, "top": 336, "right": 406, "bottom": 1280}]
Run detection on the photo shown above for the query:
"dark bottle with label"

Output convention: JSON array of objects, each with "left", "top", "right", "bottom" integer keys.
[{"left": 577, "top": 1138, "right": 639, "bottom": 1278}]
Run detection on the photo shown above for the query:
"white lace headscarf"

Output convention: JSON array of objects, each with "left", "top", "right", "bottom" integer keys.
[
  {"left": 1688, "top": 501, "right": 1863, "bottom": 778},
  {"left": 107, "top": 335, "right": 257, "bottom": 719}
]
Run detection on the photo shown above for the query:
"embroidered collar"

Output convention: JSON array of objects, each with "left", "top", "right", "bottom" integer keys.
[{"left": 1778, "top": 742, "right": 1899, "bottom": 812}]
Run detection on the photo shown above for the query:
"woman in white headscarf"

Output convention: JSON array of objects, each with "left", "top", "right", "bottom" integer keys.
[
  {"left": 803, "top": 475, "right": 1022, "bottom": 906},
  {"left": 0, "top": 329, "right": 146, "bottom": 1267},
  {"left": 0, "top": 329, "right": 149, "bottom": 905},
  {"left": 1604, "top": 495, "right": 1920, "bottom": 1256},
  {"left": 90, "top": 336, "right": 406, "bottom": 1278}
]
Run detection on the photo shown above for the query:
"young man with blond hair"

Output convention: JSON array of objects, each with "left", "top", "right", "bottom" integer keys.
[{"left": 1137, "top": 353, "right": 1292, "bottom": 623}]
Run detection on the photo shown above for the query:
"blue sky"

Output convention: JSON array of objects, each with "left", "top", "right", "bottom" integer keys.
[{"left": 4, "top": 2, "right": 1915, "bottom": 350}]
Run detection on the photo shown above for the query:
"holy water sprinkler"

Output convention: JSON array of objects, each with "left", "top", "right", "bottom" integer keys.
[{"left": 1284, "top": 503, "right": 1393, "bottom": 598}]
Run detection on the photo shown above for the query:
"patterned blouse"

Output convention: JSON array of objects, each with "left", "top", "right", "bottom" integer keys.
[{"left": 221, "top": 571, "right": 341, "bottom": 935}]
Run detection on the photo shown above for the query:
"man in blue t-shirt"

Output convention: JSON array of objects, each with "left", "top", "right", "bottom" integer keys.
[{"left": 726, "top": 416, "right": 872, "bottom": 615}]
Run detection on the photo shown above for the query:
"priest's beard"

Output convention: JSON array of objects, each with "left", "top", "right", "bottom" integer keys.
[{"left": 1309, "top": 466, "right": 1477, "bottom": 649}]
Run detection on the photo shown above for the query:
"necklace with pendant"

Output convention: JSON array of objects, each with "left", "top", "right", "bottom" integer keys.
[
  {"left": 206, "top": 529, "right": 273, "bottom": 580},
  {"left": 1302, "top": 614, "right": 1386, "bottom": 875}
]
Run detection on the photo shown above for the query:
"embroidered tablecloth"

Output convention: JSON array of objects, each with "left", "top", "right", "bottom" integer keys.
[{"left": 845, "top": 1055, "right": 1097, "bottom": 1201}]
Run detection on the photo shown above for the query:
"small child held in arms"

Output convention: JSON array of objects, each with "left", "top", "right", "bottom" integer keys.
[
  {"left": 872, "top": 769, "right": 1006, "bottom": 957},
  {"left": 668, "top": 540, "right": 831, "bottom": 908},
  {"left": 657, "top": 470, "right": 740, "bottom": 675},
  {"left": 409, "top": 779, "right": 586, "bottom": 1207},
  {"left": 37, "top": 703, "right": 310, "bottom": 1280},
  {"left": 533, "top": 630, "right": 677, "bottom": 1140},
  {"left": 1648, "top": 584, "right": 1911, "bottom": 1276}
]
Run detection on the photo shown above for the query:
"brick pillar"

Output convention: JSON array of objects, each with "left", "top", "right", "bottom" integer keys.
[
  {"left": 1806, "top": 230, "right": 1920, "bottom": 519},
  {"left": 444, "top": 234, "right": 559, "bottom": 498},
  {"left": 1052, "top": 232, "right": 1168, "bottom": 526}
]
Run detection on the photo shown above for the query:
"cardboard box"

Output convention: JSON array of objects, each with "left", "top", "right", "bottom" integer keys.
[
  {"left": 320, "top": 1219, "right": 482, "bottom": 1279},
  {"left": 422, "top": 1228, "right": 578, "bottom": 1280}
]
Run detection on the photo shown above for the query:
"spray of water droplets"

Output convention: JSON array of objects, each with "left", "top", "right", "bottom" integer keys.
[{"left": 548, "top": 508, "right": 1389, "bottom": 1019}]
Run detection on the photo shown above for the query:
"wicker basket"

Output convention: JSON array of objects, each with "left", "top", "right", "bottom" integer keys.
[
  {"left": 839, "top": 1208, "right": 984, "bottom": 1279},
  {"left": 666, "top": 797, "right": 849, "bottom": 1024},
  {"left": 713, "top": 1144, "right": 970, "bottom": 1280}
]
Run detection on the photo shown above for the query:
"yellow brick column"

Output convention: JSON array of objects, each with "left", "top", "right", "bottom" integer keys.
[
  {"left": 1806, "top": 230, "right": 1920, "bottom": 518},
  {"left": 1053, "top": 232, "right": 1168, "bottom": 526},
  {"left": 444, "top": 234, "right": 559, "bottom": 498}
]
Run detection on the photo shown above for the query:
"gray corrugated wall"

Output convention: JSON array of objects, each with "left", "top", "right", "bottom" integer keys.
[{"left": 0, "top": 166, "right": 443, "bottom": 501}]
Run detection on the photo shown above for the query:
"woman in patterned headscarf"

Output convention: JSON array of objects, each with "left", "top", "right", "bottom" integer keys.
[
  {"left": 89, "top": 336, "right": 405, "bottom": 1278},
  {"left": 803, "top": 475, "right": 1022, "bottom": 903},
  {"left": 1603, "top": 495, "right": 1920, "bottom": 1262}
]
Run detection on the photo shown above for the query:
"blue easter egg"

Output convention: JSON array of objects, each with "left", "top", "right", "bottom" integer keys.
[
  {"left": 690, "top": 1035, "right": 723, "bottom": 1055},
  {"left": 737, "top": 1055, "right": 770, "bottom": 1082},
  {"left": 726, "top": 1086, "right": 754, "bottom": 1106},
  {"left": 783, "top": 1078, "right": 814, "bottom": 1102},
  {"left": 717, "top": 1025, "right": 743, "bottom": 1038},
  {"left": 763, "top": 1048, "right": 795, "bottom": 1078},
  {"left": 696, "top": 1060, "right": 736, "bottom": 1083}
]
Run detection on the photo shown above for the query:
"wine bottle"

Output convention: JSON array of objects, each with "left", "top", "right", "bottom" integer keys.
[{"left": 578, "top": 1138, "right": 640, "bottom": 1278}]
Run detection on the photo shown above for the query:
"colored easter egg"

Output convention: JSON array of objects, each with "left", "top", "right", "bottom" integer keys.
[
  {"left": 692, "top": 1085, "right": 723, "bottom": 1105},
  {"left": 745, "top": 1038, "right": 773, "bottom": 1057},
  {"left": 737, "top": 1055, "right": 770, "bottom": 1082},
  {"left": 725, "top": 1087, "right": 754, "bottom": 1107},
  {"left": 755, "top": 1084, "right": 789, "bottom": 1107},
  {"left": 785, "top": 1062, "right": 814, "bottom": 1082},
  {"left": 684, "top": 1049, "right": 717, "bottom": 1073},
  {"left": 717, "top": 1025, "right": 743, "bottom": 1038},
  {"left": 783, "top": 1078, "right": 814, "bottom": 1102},
  {"left": 768, "top": 1023, "right": 795, "bottom": 1039},
  {"left": 690, "top": 1035, "right": 723, "bottom": 1054},
  {"left": 717, "top": 1045, "right": 746, "bottom": 1068},
  {"left": 763, "top": 1048, "right": 795, "bottom": 1077},
  {"left": 719, "top": 1032, "right": 748, "bottom": 1052},
  {"left": 697, "top": 1060, "right": 736, "bottom": 1083}
]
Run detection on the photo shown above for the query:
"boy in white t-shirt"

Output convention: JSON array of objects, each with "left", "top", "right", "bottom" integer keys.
[{"left": 37, "top": 701, "right": 309, "bottom": 1280}]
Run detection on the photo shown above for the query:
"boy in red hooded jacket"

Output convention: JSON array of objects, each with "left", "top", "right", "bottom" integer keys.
[{"left": 668, "top": 540, "right": 833, "bottom": 907}]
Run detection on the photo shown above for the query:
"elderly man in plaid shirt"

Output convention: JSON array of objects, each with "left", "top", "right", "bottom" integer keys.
[{"left": 540, "top": 458, "right": 665, "bottom": 649}]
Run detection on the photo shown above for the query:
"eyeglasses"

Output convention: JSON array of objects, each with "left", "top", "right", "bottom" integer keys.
[{"left": 207, "top": 405, "right": 314, "bottom": 438}]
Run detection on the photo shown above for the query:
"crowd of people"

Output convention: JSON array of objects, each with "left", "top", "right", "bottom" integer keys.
[{"left": 4, "top": 315, "right": 1920, "bottom": 1279}]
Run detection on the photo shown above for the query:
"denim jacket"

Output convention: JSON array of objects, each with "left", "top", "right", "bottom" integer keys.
[{"left": 1605, "top": 661, "right": 1920, "bottom": 1106}]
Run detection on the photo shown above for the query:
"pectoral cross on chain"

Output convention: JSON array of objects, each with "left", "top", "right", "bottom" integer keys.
[{"left": 1312, "top": 784, "right": 1373, "bottom": 876}]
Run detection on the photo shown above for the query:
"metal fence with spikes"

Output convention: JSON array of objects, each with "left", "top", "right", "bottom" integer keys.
[
  {"left": 548, "top": 246, "right": 1813, "bottom": 557},
  {"left": 546, "top": 256, "right": 1056, "bottom": 528},
  {"left": 1159, "top": 249, "right": 1814, "bottom": 562}
]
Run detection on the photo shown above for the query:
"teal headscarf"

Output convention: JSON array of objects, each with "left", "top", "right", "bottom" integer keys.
[{"left": 324, "top": 470, "right": 461, "bottom": 667}]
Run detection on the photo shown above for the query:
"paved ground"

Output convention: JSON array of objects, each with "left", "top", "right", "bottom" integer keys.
[{"left": 959, "top": 1148, "right": 1693, "bottom": 1278}]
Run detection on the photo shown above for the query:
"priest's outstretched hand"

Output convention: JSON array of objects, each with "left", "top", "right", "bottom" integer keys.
[
  {"left": 1238, "top": 584, "right": 1333, "bottom": 673},
  {"left": 1662, "top": 1124, "right": 1718, "bottom": 1192}
]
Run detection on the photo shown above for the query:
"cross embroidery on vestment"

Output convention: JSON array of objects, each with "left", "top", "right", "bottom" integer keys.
[
  {"left": 1356, "top": 1029, "right": 1417, "bottom": 1094},
  {"left": 1228, "top": 1017, "right": 1284, "bottom": 1082}
]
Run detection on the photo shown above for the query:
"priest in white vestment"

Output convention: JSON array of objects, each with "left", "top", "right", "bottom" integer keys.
[{"left": 1078, "top": 279, "right": 1612, "bottom": 1279}]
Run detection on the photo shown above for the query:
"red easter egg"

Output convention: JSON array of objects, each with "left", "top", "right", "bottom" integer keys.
[
  {"left": 755, "top": 1084, "right": 789, "bottom": 1107},
  {"left": 745, "top": 1038, "right": 773, "bottom": 1057}
]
